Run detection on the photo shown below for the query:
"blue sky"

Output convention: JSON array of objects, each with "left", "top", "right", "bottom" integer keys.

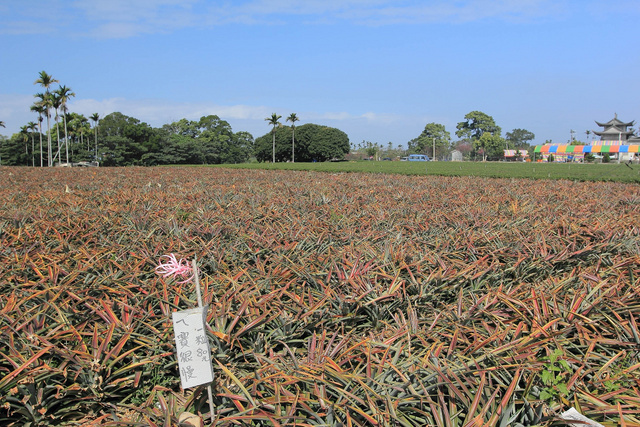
[{"left": 1, "top": 0, "right": 639, "bottom": 148}]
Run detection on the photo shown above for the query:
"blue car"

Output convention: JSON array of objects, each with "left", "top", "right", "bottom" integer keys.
[{"left": 407, "top": 154, "right": 430, "bottom": 161}]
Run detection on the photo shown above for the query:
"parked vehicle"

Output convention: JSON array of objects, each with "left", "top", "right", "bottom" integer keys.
[{"left": 407, "top": 154, "right": 430, "bottom": 161}]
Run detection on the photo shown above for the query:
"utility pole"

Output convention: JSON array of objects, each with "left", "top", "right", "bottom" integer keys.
[{"left": 432, "top": 137, "right": 436, "bottom": 161}]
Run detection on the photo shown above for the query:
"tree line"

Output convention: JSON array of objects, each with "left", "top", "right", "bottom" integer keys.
[
  {"left": 0, "top": 71, "right": 351, "bottom": 167},
  {"left": 352, "top": 111, "right": 536, "bottom": 162},
  {"left": 404, "top": 111, "right": 535, "bottom": 161},
  {"left": 1, "top": 73, "right": 539, "bottom": 166}
]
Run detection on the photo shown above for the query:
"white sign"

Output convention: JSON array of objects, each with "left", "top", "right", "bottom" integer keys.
[{"left": 172, "top": 306, "right": 214, "bottom": 389}]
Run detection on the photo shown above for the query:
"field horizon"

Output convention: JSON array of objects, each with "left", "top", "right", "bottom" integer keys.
[{"left": 209, "top": 160, "right": 640, "bottom": 183}]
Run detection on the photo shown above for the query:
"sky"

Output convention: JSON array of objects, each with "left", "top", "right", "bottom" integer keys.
[{"left": 1, "top": 0, "right": 639, "bottom": 148}]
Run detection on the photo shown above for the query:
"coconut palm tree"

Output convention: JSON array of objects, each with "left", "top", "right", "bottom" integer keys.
[
  {"left": 90, "top": 113, "right": 100, "bottom": 163},
  {"left": 20, "top": 125, "right": 30, "bottom": 165},
  {"left": 286, "top": 113, "right": 299, "bottom": 163},
  {"left": 56, "top": 85, "right": 75, "bottom": 164},
  {"left": 50, "top": 92, "right": 63, "bottom": 164},
  {"left": 78, "top": 116, "right": 89, "bottom": 152},
  {"left": 0, "top": 121, "right": 4, "bottom": 165},
  {"left": 34, "top": 93, "right": 54, "bottom": 166},
  {"left": 34, "top": 71, "right": 58, "bottom": 166},
  {"left": 265, "top": 113, "right": 281, "bottom": 163},
  {"left": 30, "top": 103, "right": 45, "bottom": 167}
]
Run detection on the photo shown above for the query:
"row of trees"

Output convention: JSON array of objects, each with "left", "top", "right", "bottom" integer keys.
[
  {"left": 255, "top": 122, "right": 350, "bottom": 163},
  {"left": 1, "top": 109, "right": 531, "bottom": 165},
  {"left": 0, "top": 111, "right": 256, "bottom": 167},
  {"left": 28, "top": 71, "right": 101, "bottom": 167},
  {"left": 1, "top": 109, "right": 353, "bottom": 167},
  {"left": 0, "top": 72, "right": 352, "bottom": 166},
  {"left": 405, "top": 111, "right": 535, "bottom": 161}
]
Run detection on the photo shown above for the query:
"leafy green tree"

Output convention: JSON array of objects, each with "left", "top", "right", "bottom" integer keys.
[
  {"left": 254, "top": 123, "right": 349, "bottom": 162},
  {"left": 0, "top": 133, "right": 29, "bottom": 165},
  {"left": 456, "top": 111, "right": 501, "bottom": 141},
  {"left": 98, "top": 112, "right": 158, "bottom": 166},
  {"left": 304, "top": 125, "right": 350, "bottom": 162},
  {"left": 505, "top": 128, "right": 535, "bottom": 148},
  {"left": 456, "top": 111, "right": 501, "bottom": 161},
  {"left": 163, "top": 118, "right": 200, "bottom": 138},
  {"left": 286, "top": 113, "right": 299, "bottom": 162},
  {"left": 198, "top": 115, "right": 234, "bottom": 164},
  {"left": 220, "top": 131, "right": 254, "bottom": 164},
  {"left": 408, "top": 122, "right": 451, "bottom": 159},
  {"left": 265, "top": 113, "right": 281, "bottom": 163},
  {"left": 153, "top": 116, "right": 250, "bottom": 165},
  {"left": 476, "top": 132, "right": 506, "bottom": 161}
]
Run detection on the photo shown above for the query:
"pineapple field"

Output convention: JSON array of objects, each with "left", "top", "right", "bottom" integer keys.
[{"left": 1, "top": 166, "right": 639, "bottom": 426}]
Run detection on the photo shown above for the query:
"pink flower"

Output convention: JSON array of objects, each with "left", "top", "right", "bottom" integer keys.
[{"left": 155, "top": 254, "right": 194, "bottom": 284}]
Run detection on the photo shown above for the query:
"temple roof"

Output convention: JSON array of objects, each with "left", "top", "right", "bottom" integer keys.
[
  {"left": 593, "top": 129, "right": 634, "bottom": 135},
  {"left": 595, "top": 114, "right": 635, "bottom": 129}
]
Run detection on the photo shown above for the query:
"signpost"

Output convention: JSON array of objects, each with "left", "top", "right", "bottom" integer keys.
[
  {"left": 172, "top": 306, "right": 214, "bottom": 389},
  {"left": 170, "top": 258, "right": 215, "bottom": 421}
]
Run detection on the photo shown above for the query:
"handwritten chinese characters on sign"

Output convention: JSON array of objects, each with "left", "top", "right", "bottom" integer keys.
[{"left": 172, "top": 306, "right": 214, "bottom": 389}]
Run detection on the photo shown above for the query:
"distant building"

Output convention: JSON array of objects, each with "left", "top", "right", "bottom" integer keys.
[
  {"left": 592, "top": 114, "right": 639, "bottom": 161},
  {"left": 450, "top": 150, "right": 463, "bottom": 161},
  {"left": 593, "top": 114, "right": 640, "bottom": 144},
  {"left": 503, "top": 149, "right": 529, "bottom": 161},
  {"left": 534, "top": 114, "right": 640, "bottom": 162}
]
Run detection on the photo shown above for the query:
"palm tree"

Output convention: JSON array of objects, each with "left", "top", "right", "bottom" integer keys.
[
  {"left": 77, "top": 115, "right": 90, "bottom": 152},
  {"left": 51, "top": 92, "right": 63, "bottom": 164},
  {"left": 34, "top": 92, "right": 54, "bottom": 166},
  {"left": 56, "top": 85, "right": 75, "bottom": 164},
  {"left": 34, "top": 71, "right": 58, "bottom": 166},
  {"left": 265, "top": 113, "right": 281, "bottom": 163},
  {"left": 0, "top": 121, "right": 4, "bottom": 165},
  {"left": 90, "top": 113, "right": 100, "bottom": 163},
  {"left": 0, "top": 121, "right": 4, "bottom": 166},
  {"left": 28, "top": 121, "right": 38, "bottom": 166},
  {"left": 286, "top": 113, "right": 299, "bottom": 163},
  {"left": 20, "top": 125, "right": 30, "bottom": 165},
  {"left": 30, "top": 103, "right": 45, "bottom": 167}
]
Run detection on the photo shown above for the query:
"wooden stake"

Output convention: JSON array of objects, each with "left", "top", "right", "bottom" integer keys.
[{"left": 192, "top": 258, "right": 215, "bottom": 424}]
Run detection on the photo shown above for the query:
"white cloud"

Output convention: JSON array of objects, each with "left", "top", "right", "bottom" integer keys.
[
  {"left": 1, "top": 0, "right": 580, "bottom": 38},
  {"left": 1, "top": 94, "right": 427, "bottom": 146},
  {"left": 69, "top": 97, "right": 272, "bottom": 124},
  {"left": 0, "top": 94, "right": 42, "bottom": 136}
]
